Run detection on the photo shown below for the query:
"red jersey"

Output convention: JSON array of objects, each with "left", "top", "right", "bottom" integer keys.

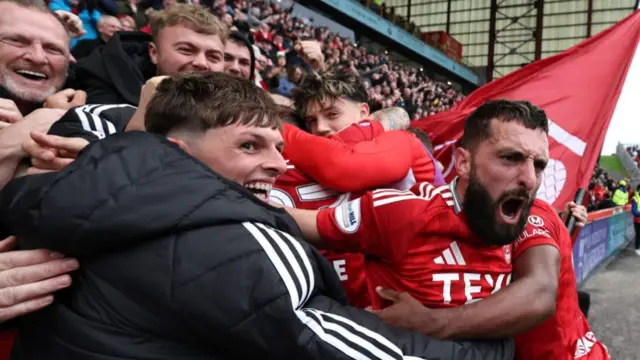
[
  {"left": 513, "top": 201, "right": 609, "bottom": 360},
  {"left": 275, "top": 121, "right": 406, "bottom": 308},
  {"left": 316, "top": 180, "right": 513, "bottom": 310}
]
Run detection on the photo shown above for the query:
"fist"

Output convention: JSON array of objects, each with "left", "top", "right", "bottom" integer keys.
[{"left": 43, "top": 89, "right": 87, "bottom": 110}]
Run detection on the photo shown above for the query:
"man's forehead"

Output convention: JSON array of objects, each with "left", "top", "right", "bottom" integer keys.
[
  {"left": 225, "top": 41, "right": 250, "bottom": 59},
  {"left": 306, "top": 98, "right": 345, "bottom": 115},
  {"left": 487, "top": 119, "right": 549, "bottom": 156},
  {"left": 0, "top": 4, "right": 69, "bottom": 45},
  {"left": 161, "top": 25, "right": 223, "bottom": 48}
]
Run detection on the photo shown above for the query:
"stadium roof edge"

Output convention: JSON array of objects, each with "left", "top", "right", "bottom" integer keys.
[{"left": 309, "top": 0, "right": 481, "bottom": 86}]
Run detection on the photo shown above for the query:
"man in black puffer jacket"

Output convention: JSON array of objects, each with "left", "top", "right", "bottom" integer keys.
[{"left": 0, "top": 73, "right": 513, "bottom": 360}]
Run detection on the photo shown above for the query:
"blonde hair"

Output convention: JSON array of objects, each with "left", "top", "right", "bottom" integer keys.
[{"left": 149, "top": 4, "right": 228, "bottom": 41}]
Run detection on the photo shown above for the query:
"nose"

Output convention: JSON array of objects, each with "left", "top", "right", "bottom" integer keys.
[
  {"left": 264, "top": 148, "right": 288, "bottom": 177},
  {"left": 313, "top": 118, "right": 333, "bottom": 137},
  {"left": 23, "top": 42, "right": 48, "bottom": 65},
  {"left": 226, "top": 60, "right": 241, "bottom": 76},
  {"left": 518, "top": 159, "right": 538, "bottom": 193},
  {"left": 191, "top": 52, "right": 209, "bottom": 71}
]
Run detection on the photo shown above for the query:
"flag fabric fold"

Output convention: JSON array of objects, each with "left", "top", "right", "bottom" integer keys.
[{"left": 412, "top": 11, "right": 640, "bottom": 209}]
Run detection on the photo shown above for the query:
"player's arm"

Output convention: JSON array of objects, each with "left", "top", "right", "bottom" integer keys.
[
  {"left": 282, "top": 124, "right": 413, "bottom": 192},
  {"left": 424, "top": 245, "right": 559, "bottom": 339},
  {"left": 375, "top": 210, "right": 561, "bottom": 339},
  {"left": 284, "top": 190, "right": 426, "bottom": 262},
  {"left": 369, "top": 106, "right": 410, "bottom": 131}
]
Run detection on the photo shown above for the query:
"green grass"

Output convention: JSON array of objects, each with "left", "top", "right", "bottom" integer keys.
[{"left": 599, "top": 155, "right": 630, "bottom": 178}]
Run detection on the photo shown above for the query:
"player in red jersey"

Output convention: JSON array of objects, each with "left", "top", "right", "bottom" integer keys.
[
  {"left": 281, "top": 100, "right": 548, "bottom": 310},
  {"left": 271, "top": 72, "right": 444, "bottom": 307},
  {"left": 352, "top": 101, "right": 607, "bottom": 359},
  {"left": 282, "top": 99, "right": 608, "bottom": 358}
]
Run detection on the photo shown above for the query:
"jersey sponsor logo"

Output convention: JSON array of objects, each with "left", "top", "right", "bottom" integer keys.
[
  {"left": 433, "top": 241, "right": 466, "bottom": 265},
  {"left": 269, "top": 188, "right": 296, "bottom": 208},
  {"left": 528, "top": 215, "right": 545, "bottom": 227},
  {"left": 335, "top": 198, "right": 361, "bottom": 233},
  {"left": 432, "top": 272, "right": 512, "bottom": 304},
  {"left": 515, "top": 228, "right": 551, "bottom": 248}
]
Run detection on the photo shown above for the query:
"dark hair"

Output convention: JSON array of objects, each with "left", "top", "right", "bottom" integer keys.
[
  {"left": 292, "top": 70, "right": 368, "bottom": 119},
  {"left": 228, "top": 31, "right": 256, "bottom": 80},
  {"left": 460, "top": 99, "right": 549, "bottom": 151},
  {"left": 406, "top": 127, "right": 434, "bottom": 153},
  {"left": 145, "top": 72, "right": 280, "bottom": 135}
]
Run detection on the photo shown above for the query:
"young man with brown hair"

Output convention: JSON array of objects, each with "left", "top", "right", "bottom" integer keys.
[
  {"left": 0, "top": 72, "right": 513, "bottom": 360},
  {"left": 74, "top": 3, "right": 228, "bottom": 105}
]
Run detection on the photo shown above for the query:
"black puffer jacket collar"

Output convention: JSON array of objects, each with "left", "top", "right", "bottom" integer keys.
[{"left": 0, "top": 131, "right": 299, "bottom": 257}]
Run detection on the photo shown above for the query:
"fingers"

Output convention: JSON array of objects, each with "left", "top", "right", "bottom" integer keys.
[
  {"left": 375, "top": 286, "right": 401, "bottom": 302},
  {"left": 0, "top": 274, "right": 71, "bottom": 308},
  {"left": 0, "top": 237, "right": 17, "bottom": 253},
  {"left": 70, "top": 90, "right": 87, "bottom": 107},
  {"left": 0, "top": 258, "right": 78, "bottom": 289},
  {"left": 30, "top": 132, "right": 89, "bottom": 154},
  {"left": 0, "top": 248, "right": 65, "bottom": 271},
  {"left": 0, "top": 295, "right": 54, "bottom": 323},
  {"left": 0, "top": 108, "right": 23, "bottom": 124}
]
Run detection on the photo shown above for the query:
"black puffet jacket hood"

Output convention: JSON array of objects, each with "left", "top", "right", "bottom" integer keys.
[{"left": 0, "top": 131, "right": 299, "bottom": 258}]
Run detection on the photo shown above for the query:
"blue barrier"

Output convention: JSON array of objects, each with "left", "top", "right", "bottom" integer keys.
[{"left": 573, "top": 207, "right": 635, "bottom": 286}]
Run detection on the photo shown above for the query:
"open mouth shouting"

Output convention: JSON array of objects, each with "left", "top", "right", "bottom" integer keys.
[
  {"left": 244, "top": 181, "right": 273, "bottom": 202},
  {"left": 498, "top": 195, "right": 528, "bottom": 225}
]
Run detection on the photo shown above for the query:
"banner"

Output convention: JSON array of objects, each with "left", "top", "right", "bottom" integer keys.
[
  {"left": 411, "top": 11, "right": 640, "bottom": 210},
  {"left": 573, "top": 207, "right": 635, "bottom": 284}
]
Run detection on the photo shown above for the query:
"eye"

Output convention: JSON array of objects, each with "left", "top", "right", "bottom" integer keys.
[
  {"left": 240, "top": 142, "right": 256, "bottom": 151},
  {"left": 1, "top": 37, "right": 25, "bottom": 47}
]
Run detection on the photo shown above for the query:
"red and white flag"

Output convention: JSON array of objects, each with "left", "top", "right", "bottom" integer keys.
[{"left": 412, "top": 11, "right": 640, "bottom": 209}]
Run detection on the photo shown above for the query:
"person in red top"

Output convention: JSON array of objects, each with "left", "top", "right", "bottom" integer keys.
[
  {"left": 283, "top": 100, "right": 545, "bottom": 308},
  {"left": 342, "top": 101, "right": 605, "bottom": 359},
  {"left": 282, "top": 99, "right": 608, "bottom": 359},
  {"left": 273, "top": 71, "right": 444, "bottom": 307}
]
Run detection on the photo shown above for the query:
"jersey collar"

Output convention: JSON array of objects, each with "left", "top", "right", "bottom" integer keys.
[{"left": 448, "top": 177, "right": 464, "bottom": 214}]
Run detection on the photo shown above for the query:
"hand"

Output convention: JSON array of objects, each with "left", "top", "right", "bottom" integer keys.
[
  {"left": 53, "top": 10, "right": 86, "bottom": 39},
  {"left": 20, "top": 108, "right": 66, "bottom": 134},
  {"left": 0, "top": 99, "right": 24, "bottom": 125},
  {"left": 22, "top": 132, "right": 89, "bottom": 175},
  {"left": 370, "top": 287, "right": 446, "bottom": 336},
  {"left": 43, "top": 89, "right": 87, "bottom": 110},
  {"left": 0, "top": 236, "right": 79, "bottom": 323},
  {"left": 563, "top": 201, "right": 588, "bottom": 228},
  {"left": 299, "top": 40, "right": 325, "bottom": 71},
  {"left": 126, "top": 76, "right": 168, "bottom": 132}
]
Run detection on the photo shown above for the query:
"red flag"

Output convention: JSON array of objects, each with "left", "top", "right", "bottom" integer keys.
[{"left": 412, "top": 11, "right": 640, "bottom": 209}]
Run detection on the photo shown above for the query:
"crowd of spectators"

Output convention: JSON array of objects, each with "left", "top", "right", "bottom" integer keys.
[
  {"left": 54, "top": 0, "right": 465, "bottom": 120},
  {"left": 627, "top": 145, "right": 640, "bottom": 168}
]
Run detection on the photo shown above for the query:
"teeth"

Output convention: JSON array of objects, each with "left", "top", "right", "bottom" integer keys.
[
  {"left": 244, "top": 182, "right": 272, "bottom": 192},
  {"left": 16, "top": 70, "right": 47, "bottom": 79}
]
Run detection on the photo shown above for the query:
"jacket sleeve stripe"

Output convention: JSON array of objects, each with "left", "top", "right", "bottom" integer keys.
[
  {"left": 253, "top": 224, "right": 306, "bottom": 306},
  {"left": 275, "top": 228, "right": 316, "bottom": 306},
  {"left": 74, "top": 104, "right": 135, "bottom": 139},
  {"left": 302, "top": 309, "right": 395, "bottom": 360},
  {"left": 304, "top": 309, "right": 400, "bottom": 360},
  {"left": 242, "top": 222, "right": 424, "bottom": 360},
  {"left": 242, "top": 222, "right": 301, "bottom": 309},
  {"left": 255, "top": 223, "right": 311, "bottom": 306}
]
